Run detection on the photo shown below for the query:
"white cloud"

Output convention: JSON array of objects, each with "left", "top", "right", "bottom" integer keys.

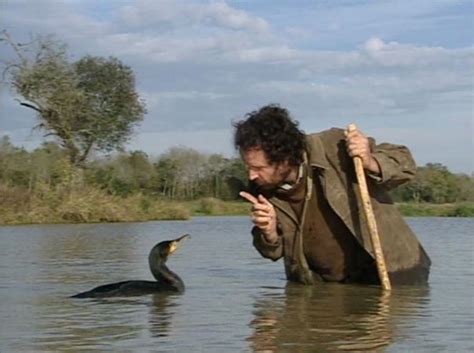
[
  {"left": 117, "top": 0, "right": 269, "bottom": 33},
  {"left": 2, "top": 1, "right": 110, "bottom": 41},
  {"left": 203, "top": 2, "right": 269, "bottom": 33},
  {"left": 361, "top": 37, "right": 471, "bottom": 68},
  {"left": 364, "top": 37, "right": 386, "bottom": 52}
]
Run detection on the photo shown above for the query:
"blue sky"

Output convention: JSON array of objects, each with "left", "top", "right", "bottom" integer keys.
[{"left": 1, "top": 0, "right": 473, "bottom": 173}]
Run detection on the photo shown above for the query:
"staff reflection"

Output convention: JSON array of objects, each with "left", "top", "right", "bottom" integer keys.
[{"left": 248, "top": 283, "right": 429, "bottom": 353}]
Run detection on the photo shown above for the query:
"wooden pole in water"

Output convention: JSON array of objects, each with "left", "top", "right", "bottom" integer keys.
[{"left": 347, "top": 123, "right": 391, "bottom": 291}]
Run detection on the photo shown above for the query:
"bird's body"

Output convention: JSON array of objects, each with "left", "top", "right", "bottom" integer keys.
[
  {"left": 71, "top": 234, "right": 189, "bottom": 298},
  {"left": 71, "top": 280, "right": 182, "bottom": 298}
]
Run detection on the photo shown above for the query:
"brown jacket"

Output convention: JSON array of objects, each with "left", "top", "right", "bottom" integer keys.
[{"left": 252, "top": 128, "right": 431, "bottom": 285}]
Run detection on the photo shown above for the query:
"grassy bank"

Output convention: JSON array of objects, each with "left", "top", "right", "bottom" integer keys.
[
  {"left": 0, "top": 183, "right": 472, "bottom": 225},
  {"left": 396, "top": 202, "right": 474, "bottom": 217},
  {"left": 0, "top": 183, "right": 191, "bottom": 225},
  {"left": 192, "top": 200, "right": 474, "bottom": 218},
  {"left": 0, "top": 182, "right": 252, "bottom": 225}
]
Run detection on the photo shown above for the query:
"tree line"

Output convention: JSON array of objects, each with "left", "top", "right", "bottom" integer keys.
[
  {"left": 1, "top": 135, "right": 472, "bottom": 204},
  {"left": 0, "top": 136, "right": 247, "bottom": 200}
]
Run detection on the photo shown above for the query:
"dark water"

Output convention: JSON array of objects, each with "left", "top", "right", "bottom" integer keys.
[{"left": 0, "top": 216, "right": 472, "bottom": 353}]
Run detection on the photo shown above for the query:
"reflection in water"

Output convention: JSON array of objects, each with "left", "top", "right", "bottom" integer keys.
[
  {"left": 32, "top": 224, "right": 140, "bottom": 290},
  {"left": 33, "top": 294, "right": 181, "bottom": 353},
  {"left": 33, "top": 297, "right": 144, "bottom": 353},
  {"left": 248, "top": 284, "right": 430, "bottom": 353},
  {"left": 148, "top": 294, "right": 179, "bottom": 338},
  {"left": 36, "top": 293, "right": 188, "bottom": 351}
]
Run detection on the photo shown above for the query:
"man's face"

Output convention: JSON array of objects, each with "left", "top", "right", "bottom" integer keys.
[{"left": 241, "top": 148, "right": 292, "bottom": 190}]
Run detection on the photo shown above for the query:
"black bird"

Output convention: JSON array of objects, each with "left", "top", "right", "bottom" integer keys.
[{"left": 71, "top": 234, "right": 190, "bottom": 298}]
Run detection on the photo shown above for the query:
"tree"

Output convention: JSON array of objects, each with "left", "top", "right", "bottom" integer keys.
[
  {"left": 0, "top": 136, "right": 30, "bottom": 187},
  {"left": 222, "top": 157, "right": 248, "bottom": 199},
  {"left": 391, "top": 163, "right": 471, "bottom": 203},
  {"left": 1, "top": 31, "right": 146, "bottom": 166},
  {"left": 154, "top": 147, "right": 213, "bottom": 199},
  {"left": 419, "top": 163, "right": 461, "bottom": 203}
]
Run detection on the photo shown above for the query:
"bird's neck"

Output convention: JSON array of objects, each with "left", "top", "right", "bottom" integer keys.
[{"left": 151, "top": 262, "right": 184, "bottom": 291}]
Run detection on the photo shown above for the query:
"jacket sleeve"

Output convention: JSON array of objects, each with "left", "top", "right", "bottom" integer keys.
[
  {"left": 251, "top": 226, "right": 283, "bottom": 261},
  {"left": 369, "top": 141, "right": 417, "bottom": 189}
]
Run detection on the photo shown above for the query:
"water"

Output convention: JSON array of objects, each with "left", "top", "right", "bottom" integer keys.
[{"left": 0, "top": 216, "right": 472, "bottom": 353}]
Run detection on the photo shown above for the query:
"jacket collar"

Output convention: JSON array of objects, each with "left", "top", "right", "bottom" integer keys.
[{"left": 305, "top": 133, "right": 329, "bottom": 170}]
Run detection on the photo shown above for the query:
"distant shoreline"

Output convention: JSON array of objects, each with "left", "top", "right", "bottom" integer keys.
[
  {"left": 395, "top": 202, "right": 474, "bottom": 217},
  {"left": 1, "top": 197, "right": 472, "bottom": 225}
]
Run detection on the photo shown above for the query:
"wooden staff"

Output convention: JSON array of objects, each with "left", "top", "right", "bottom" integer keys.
[{"left": 347, "top": 124, "right": 391, "bottom": 290}]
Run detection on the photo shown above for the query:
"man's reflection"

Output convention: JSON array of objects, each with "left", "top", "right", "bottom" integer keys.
[{"left": 248, "top": 283, "right": 429, "bottom": 353}]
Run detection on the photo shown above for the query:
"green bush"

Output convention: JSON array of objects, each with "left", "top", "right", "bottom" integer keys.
[{"left": 448, "top": 204, "right": 474, "bottom": 217}]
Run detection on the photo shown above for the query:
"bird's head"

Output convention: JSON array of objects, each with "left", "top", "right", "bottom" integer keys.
[{"left": 151, "top": 234, "right": 190, "bottom": 261}]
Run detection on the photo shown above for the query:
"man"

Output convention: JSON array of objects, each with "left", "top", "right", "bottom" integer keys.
[{"left": 234, "top": 104, "right": 430, "bottom": 285}]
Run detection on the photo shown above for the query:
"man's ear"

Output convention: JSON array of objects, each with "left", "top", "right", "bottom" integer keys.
[{"left": 280, "top": 159, "right": 291, "bottom": 168}]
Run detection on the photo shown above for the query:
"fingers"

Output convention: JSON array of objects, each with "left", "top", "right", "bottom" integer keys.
[
  {"left": 240, "top": 192, "right": 273, "bottom": 211},
  {"left": 240, "top": 191, "right": 275, "bottom": 231},
  {"left": 345, "top": 125, "right": 379, "bottom": 172},
  {"left": 239, "top": 191, "right": 258, "bottom": 204},
  {"left": 252, "top": 215, "right": 270, "bottom": 227},
  {"left": 347, "top": 123, "right": 357, "bottom": 133},
  {"left": 251, "top": 210, "right": 275, "bottom": 232},
  {"left": 345, "top": 125, "right": 369, "bottom": 158},
  {"left": 253, "top": 209, "right": 271, "bottom": 217},
  {"left": 258, "top": 194, "right": 271, "bottom": 206},
  {"left": 347, "top": 143, "right": 369, "bottom": 158},
  {"left": 345, "top": 124, "right": 363, "bottom": 140},
  {"left": 240, "top": 192, "right": 277, "bottom": 237}
]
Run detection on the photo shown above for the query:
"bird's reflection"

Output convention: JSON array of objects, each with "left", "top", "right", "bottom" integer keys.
[
  {"left": 148, "top": 293, "right": 180, "bottom": 338},
  {"left": 248, "top": 283, "right": 429, "bottom": 353},
  {"left": 77, "top": 293, "right": 182, "bottom": 340}
]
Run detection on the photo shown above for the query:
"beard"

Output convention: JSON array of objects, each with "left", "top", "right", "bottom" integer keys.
[
  {"left": 254, "top": 164, "right": 294, "bottom": 191},
  {"left": 254, "top": 181, "right": 277, "bottom": 191}
]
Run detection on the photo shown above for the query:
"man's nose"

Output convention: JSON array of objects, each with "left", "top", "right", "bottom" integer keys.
[{"left": 249, "top": 170, "right": 258, "bottom": 180}]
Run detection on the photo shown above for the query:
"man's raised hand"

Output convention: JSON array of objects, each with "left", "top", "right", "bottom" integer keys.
[{"left": 239, "top": 191, "right": 279, "bottom": 244}]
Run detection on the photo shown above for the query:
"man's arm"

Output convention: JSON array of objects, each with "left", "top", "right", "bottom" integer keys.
[
  {"left": 370, "top": 142, "right": 417, "bottom": 188},
  {"left": 345, "top": 127, "right": 416, "bottom": 189},
  {"left": 251, "top": 226, "right": 283, "bottom": 261}
]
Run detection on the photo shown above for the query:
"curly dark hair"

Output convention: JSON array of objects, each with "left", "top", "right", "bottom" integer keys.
[{"left": 233, "top": 104, "right": 306, "bottom": 166}]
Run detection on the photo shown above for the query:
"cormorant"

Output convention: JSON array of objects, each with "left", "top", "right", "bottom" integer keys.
[{"left": 71, "top": 234, "right": 189, "bottom": 298}]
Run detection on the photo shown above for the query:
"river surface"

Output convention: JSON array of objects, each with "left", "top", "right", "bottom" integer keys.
[{"left": 0, "top": 216, "right": 472, "bottom": 353}]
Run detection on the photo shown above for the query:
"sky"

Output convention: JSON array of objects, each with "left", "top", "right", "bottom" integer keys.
[{"left": 1, "top": 0, "right": 473, "bottom": 173}]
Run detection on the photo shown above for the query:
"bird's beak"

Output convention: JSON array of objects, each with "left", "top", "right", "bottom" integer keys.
[{"left": 169, "top": 234, "right": 190, "bottom": 254}]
